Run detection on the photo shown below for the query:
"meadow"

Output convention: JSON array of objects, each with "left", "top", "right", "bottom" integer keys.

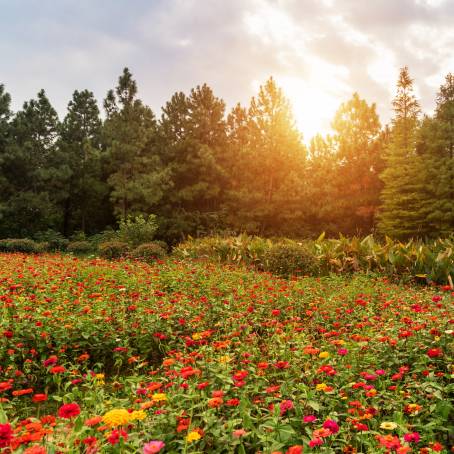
[{"left": 0, "top": 253, "right": 452, "bottom": 453}]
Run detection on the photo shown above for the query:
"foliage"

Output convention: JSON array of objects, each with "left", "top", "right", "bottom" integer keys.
[
  {"left": 34, "top": 229, "right": 69, "bottom": 251},
  {"left": 263, "top": 242, "right": 319, "bottom": 277},
  {"left": 117, "top": 214, "right": 158, "bottom": 247},
  {"left": 0, "top": 238, "right": 41, "bottom": 253},
  {"left": 98, "top": 241, "right": 129, "bottom": 259},
  {"left": 0, "top": 254, "right": 451, "bottom": 452},
  {"left": 131, "top": 242, "right": 167, "bottom": 263},
  {"left": 174, "top": 234, "right": 454, "bottom": 284},
  {"left": 66, "top": 240, "right": 93, "bottom": 254}
]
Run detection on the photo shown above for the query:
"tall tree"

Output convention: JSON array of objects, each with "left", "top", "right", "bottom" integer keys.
[
  {"left": 416, "top": 73, "right": 454, "bottom": 235},
  {"left": 103, "top": 68, "right": 169, "bottom": 220},
  {"left": 331, "top": 93, "right": 383, "bottom": 234},
  {"left": 226, "top": 77, "right": 307, "bottom": 236},
  {"left": 158, "top": 84, "right": 227, "bottom": 241},
  {"left": 60, "top": 89, "right": 109, "bottom": 234},
  {"left": 378, "top": 67, "right": 427, "bottom": 238},
  {"left": 0, "top": 90, "right": 62, "bottom": 236}
]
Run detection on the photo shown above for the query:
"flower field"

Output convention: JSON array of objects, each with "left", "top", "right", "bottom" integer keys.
[{"left": 0, "top": 254, "right": 452, "bottom": 453}]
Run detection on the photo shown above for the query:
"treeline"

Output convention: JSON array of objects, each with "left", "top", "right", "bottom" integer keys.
[{"left": 0, "top": 67, "right": 452, "bottom": 243}]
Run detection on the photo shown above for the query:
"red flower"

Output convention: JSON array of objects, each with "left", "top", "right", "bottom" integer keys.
[
  {"left": 286, "top": 446, "right": 303, "bottom": 454},
  {"left": 24, "top": 447, "right": 46, "bottom": 454},
  {"left": 58, "top": 402, "right": 81, "bottom": 419},
  {"left": 0, "top": 423, "right": 12, "bottom": 448},
  {"left": 107, "top": 429, "right": 128, "bottom": 445},
  {"left": 50, "top": 365, "right": 65, "bottom": 374},
  {"left": 427, "top": 348, "right": 442, "bottom": 358},
  {"left": 32, "top": 394, "right": 48, "bottom": 403}
]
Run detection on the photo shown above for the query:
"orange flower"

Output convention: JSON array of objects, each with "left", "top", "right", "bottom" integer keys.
[{"left": 208, "top": 397, "right": 223, "bottom": 408}]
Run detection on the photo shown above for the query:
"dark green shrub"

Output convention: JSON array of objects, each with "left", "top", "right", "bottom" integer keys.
[
  {"left": 131, "top": 242, "right": 166, "bottom": 263},
  {"left": 118, "top": 215, "right": 158, "bottom": 247},
  {"left": 0, "top": 238, "right": 41, "bottom": 253},
  {"left": 66, "top": 240, "right": 93, "bottom": 254},
  {"left": 98, "top": 241, "right": 129, "bottom": 259},
  {"left": 263, "top": 242, "right": 319, "bottom": 277},
  {"left": 34, "top": 230, "right": 69, "bottom": 251}
]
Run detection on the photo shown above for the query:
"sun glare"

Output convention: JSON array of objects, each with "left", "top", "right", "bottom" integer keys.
[{"left": 275, "top": 76, "right": 341, "bottom": 141}]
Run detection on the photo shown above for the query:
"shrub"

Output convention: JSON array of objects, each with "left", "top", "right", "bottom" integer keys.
[
  {"left": 66, "top": 240, "right": 93, "bottom": 254},
  {"left": 0, "top": 238, "right": 41, "bottom": 253},
  {"left": 131, "top": 242, "right": 167, "bottom": 263},
  {"left": 118, "top": 214, "right": 158, "bottom": 247},
  {"left": 98, "top": 241, "right": 129, "bottom": 259},
  {"left": 262, "top": 242, "right": 319, "bottom": 277},
  {"left": 34, "top": 230, "right": 69, "bottom": 251}
]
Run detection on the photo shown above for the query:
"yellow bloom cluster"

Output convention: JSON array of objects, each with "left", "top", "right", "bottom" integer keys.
[
  {"left": 316, "top": 383, "right": 328, "bottom": 391},
  {"left": 186, "top": 431, "right": 201, "bottom": 442},
  {"left": 129, "top": 410, "right": 147, "bottom": 421},
  {"left": 319, "top": 351, "right": 330, "bottom": 359},
  {"left": 152, "top": 393, "right": 167, "bottom": 402},
  {"left": 102, "top": 409, "right": 131, "bottom": 427}
]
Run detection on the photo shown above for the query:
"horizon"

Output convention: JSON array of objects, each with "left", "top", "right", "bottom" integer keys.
[{"left": 2, "top": 0, "right": 454, "bottom": 141}]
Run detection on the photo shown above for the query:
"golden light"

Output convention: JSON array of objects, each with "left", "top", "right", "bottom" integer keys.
[{"left": 276, "top": 75, "right": 341, "bottom": 141}]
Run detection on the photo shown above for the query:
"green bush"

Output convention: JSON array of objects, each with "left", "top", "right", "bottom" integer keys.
[
  {"left": 263, "top": 242, "right": 319, "bottom": 277},
  {"left": 0, "top": 238, "right": 41, "bottom": 253},
  {"left": 98, "top": 241, "right": 129, "bottom": 259},
  {"left": 34, "top": 230, "right": 69, "bottom": 251},
  {"left": 118, "top": 214, "right": 158, "bottom": 247},
  {"left": 131, "top": 242, "right": 167, "bottom": 263},
  {"left": 66, "top": 240, "right": 93, "bottom": 254}
]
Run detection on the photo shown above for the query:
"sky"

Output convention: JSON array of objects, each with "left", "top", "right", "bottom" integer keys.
[{"left": 1, "top": 0, "right": 454, "bottom": 141}]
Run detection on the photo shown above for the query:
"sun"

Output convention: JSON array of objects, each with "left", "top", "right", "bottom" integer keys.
[{"left": 275, "top": 76, "right": 341, "bottom": 142}]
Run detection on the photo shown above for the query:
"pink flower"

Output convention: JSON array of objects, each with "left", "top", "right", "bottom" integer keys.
[
  {"left": 303, "top": 415, "right": 317, "bottom": 423},
  {"left": 143, "top": 440, "right": 165, "bottom": 453},
  {"left": 403, "top": 432, "right": 421, "bottom": 443},
  {"left": 337, "top": 348, "right": 348, "bottom": 355},
  {"left": 323, "top": 419, "right": 339, "bottom": 434},
  {"left": 309, "top": 438, "right": 324, "bottom": 447},
  {"left": 280, "top": 399, "right": 294, "bottom": 416}
]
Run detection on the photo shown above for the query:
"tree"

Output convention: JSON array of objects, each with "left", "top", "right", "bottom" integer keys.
[
  {"left": 59, "top": 89, "right": 109, "bottom": 235},
  {"left": 157, "top": 84, "right": 227, "bottom": 241},
  {"left": 0, "top": 85, "right": 12, "bottom": 223},
  {"left": 378, "top": 67, "right": 427, "bottom": 239},
  {"left": 0, "top": 90, "right": 62, "bottom": 237},
  {"left": 416, "top": 73, "right": 454, "bottom": 235},
  {"left": 331, "top": 93, "right": 383, "bottom": 234},
  {"left": 225, "top": 77, "right": 307, "bottom": 236},
  {"left": 103, "top": 68, "right": 170, "bottom": 220}
]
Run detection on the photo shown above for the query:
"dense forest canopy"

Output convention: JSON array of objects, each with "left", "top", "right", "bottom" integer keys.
[{"left": 0, "top": 67, "right": 453, "bottom": 243}]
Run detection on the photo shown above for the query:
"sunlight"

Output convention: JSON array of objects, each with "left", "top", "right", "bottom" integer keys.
[{"left": 275, "top": 75, "right": 344, "bottom": 141}]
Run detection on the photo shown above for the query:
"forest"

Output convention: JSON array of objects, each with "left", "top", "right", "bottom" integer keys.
[{"left": 0, "top": 66, "right": 453, "bottom": 244}]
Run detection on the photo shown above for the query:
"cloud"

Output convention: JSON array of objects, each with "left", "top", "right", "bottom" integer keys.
[{"left": 1, "top": 0, "right": 453, "bottom": 139}]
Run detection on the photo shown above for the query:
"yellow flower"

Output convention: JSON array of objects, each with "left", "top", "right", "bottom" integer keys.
[
  {"left": 186, "top": 431, "right": 201, "bottom": 442},
  {"left": 102, "top": 409, "right": 131, "bottom": 427},
  {"left": 319, "top": 351, "right": 330, "bottom": 359},
  {"left": 95, "top": 373, "right": 105, "bottom": 385},
  {"left": 316, "top": 383, "right": 328, "bottom": 391},
  {"left": 129, "top": 410, "right": 147, "bottom": 421},
  {"left": 152, "top": 393, "right": 167, "bottom": 402},
  {"left": 218, "top": 355, "right": 232, "bottom": 363},
  {"left": 380, "top": 421, "right": 397, "bottom": 430},
  {"left": 192, "top": 332, "right": 202, "bottom": 340}
]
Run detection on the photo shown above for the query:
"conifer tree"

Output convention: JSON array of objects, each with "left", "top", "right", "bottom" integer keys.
[
  {"left": 103, "top": 68, "right": 170, "bottom": 220},
  {"left": 378, "top": 67, "right": 427, "bottom": 239},
  {"left": 60, "top": 90, "right": 109, "bottom": 234}
]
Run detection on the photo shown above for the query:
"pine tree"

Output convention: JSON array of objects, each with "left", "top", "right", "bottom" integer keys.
[
  {"left": 226, "top": 77, "right": 307, "bottom": 236},
  {"left": 331, "top": 93, "right": 383, "bottom": 234},
  {"left": 378, "top": 67, "right": 428, "bottom": 239},
  {"left": 103, "top": 68, "right": 170, "bottom": 220},
  {"left": 1, "top": 90, "right": 62, "bottom": 236},
  {"left": 60, "top": 89, "right": 109, "bottom": 234},
  {"left": 418, "top": 73, "right": 454, "bottom": 235},
  {"left": 158, "top": 84, "right": 227, "bottom": 240}
]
